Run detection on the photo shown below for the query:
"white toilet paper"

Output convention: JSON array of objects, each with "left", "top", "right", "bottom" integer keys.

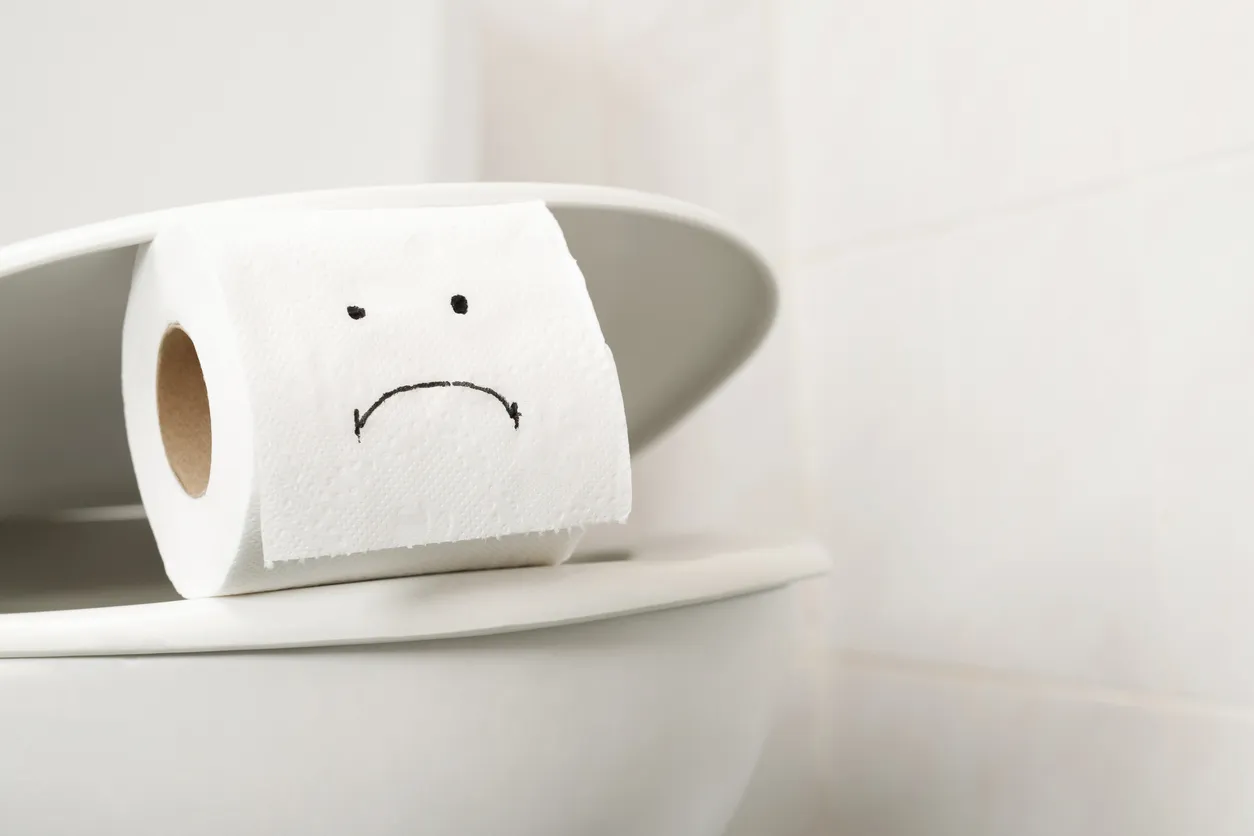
[{"left": 122, "top": 203, "right": 631, "bottom": 598}]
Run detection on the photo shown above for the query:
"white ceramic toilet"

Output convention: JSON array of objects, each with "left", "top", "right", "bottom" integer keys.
[{"left": 0, "top": 184, "right": 828, "bottom": 836}]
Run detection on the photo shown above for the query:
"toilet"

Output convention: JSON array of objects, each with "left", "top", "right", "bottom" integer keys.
[{"left": 0, "top": 183, "right": 828, "bottom": 836}]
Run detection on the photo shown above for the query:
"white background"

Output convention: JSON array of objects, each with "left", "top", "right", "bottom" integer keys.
[{"left": 10, "top": 0, "right": 1254, "bottom": 833}]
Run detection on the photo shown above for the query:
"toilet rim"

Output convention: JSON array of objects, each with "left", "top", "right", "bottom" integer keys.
[{"left": 0, "top": 541, "right": 829, "bottom": 658}]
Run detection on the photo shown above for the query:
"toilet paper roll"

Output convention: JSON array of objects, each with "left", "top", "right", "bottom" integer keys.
[{"left": 122, "top": 203, "right": 632, "bottom": 598}]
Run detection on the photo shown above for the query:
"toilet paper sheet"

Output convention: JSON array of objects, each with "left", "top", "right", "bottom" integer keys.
[{"left": 123, "top": 202, "right": 631, "bottom": 596}]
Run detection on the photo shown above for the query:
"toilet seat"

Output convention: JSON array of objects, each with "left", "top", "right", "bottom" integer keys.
[{"left": 0, "top": 535, "right": 826, "bottom": 657}]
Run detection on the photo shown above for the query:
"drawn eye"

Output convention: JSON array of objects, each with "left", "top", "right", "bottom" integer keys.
[
  {"left": 450, "top": 295, "right": 468, "bottom": 315},
  {"left": 347, "top": 306, "right": 366, "bottom": 320}
]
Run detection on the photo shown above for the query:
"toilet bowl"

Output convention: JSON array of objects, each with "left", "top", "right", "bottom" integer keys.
[{"left": 0, "top": 184, "right": 829, "bottom": 836}]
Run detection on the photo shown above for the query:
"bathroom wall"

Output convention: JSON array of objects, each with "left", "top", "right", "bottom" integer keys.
[
  {"left": 776, "top": 0, "right": 1254, "bottom": 833},
  {"left": 0, "top": 0, "right": 476, "bottom": 245}
]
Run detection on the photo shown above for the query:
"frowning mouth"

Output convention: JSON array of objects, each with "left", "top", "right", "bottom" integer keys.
[{"left": 353, "top": 381, "right": 521, "bottom": 441}]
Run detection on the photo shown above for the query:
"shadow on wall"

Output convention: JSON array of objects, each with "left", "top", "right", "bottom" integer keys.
[
  {"left": 475, "top": 14, "right": 616, "bottom": 185},
  {"left": 473, "top": 8, "right": 776, "bottom": 237},
  {"left": 0, "top": 519, "right": 176, "bottom": 614}
]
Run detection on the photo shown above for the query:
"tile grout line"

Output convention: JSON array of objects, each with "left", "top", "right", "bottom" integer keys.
[
  {"left": 794, "top": 137, "right": 1254, "bottom": 271},
  {"left": 836, "top": 649, "right": 1254, "bottom": 723}
]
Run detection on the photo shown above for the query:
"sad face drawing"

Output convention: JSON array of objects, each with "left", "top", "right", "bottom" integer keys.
[
  {"left": 152, "top": 202, "right": 631, "bottom": 563},
  {"left": 346, "top": 297, "right": 521, "bottom": 441}
]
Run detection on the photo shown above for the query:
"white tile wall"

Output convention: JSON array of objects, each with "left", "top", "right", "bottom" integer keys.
[
  {"left": 795, "top": 146, "right": 1254, "bottom": 700},
  {"left": 775, "top": 0, "right": 1125, "bottom": 258},
  {"left": 476, "top": 0, "right": 782, "bottom": 237},
  {"left": 475, "top": 0, "right": 610, "bottom": 184},
  {"left": 831, "top": 660, "right": 1254, "bottom": 836},
  {"left": 1135, "top": 156, "right": 1254, "bottom": 702},
  {"left": 600, "top": 0, "right": 781, "bottom": 239},
  {"left": 796, "top": 186, "right": 1155, "bottom": 690},
  {"left": 1127, "top": 0, "right": 1254, "bottom": 169},
  {"left": 776, "top": 0, "right": 1254, "bottom": 830},
  {"left": 0, "top": 0, "right": 475, "bottom": 245}
]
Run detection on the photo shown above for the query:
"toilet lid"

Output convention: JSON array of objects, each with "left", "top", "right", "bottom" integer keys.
[
  {"left": 0, "top": 184, "right": 775, "bottom": 517},
  {"left": 0, "top": 534, "right": 828, "bottom": 657}
]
